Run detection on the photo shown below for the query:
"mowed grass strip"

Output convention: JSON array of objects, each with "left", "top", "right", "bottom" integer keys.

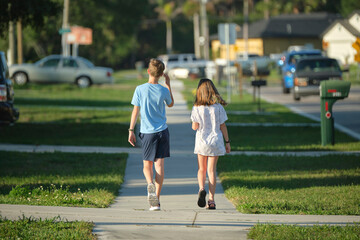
[
  {"left": 0, "top": 122, "right": 130, "bottom": 146},
  {"left": 248, "top": 223, "right": 360, "bottom": 240},
  {"left": 0, "top": 216, "right": 96, "bottom": 240},
  {"left": 0, "top": 151, "right": 127, "bottom": 208},
  {"left": 14, "top": 76, "right": 143, "bottom": 107},
  {"left": 182, "top": 78, "right": 317, "bottom": 123},
  {"left": 229, "top": 126, "right": 360, "bottom": 151},
  {"left": 218, "top": 155, "right": 360, "bottom": 215}
]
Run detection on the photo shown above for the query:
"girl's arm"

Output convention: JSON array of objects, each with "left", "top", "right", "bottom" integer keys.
[
  {"left": 128, "top": 106, "right": 140, "bottom": 147},
  {"left": 192, "top": 122, "right": 199, "bottom": 130},
  {"left": 220, "top": 123, "right": 231, "bottom": 153}
]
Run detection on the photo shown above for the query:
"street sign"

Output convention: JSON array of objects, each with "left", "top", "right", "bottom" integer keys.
[
  {"left": 218, "top": 23, "right": 236, "bottom": 45},
  {"left": 353, "top": 38, "right": 360, "bottom": 63},
  {"left": 59, "top": 28, "right": 71, "bottom": 34},
  {"left": 352, "top": 38, "right": 360, "bottom": 52}
]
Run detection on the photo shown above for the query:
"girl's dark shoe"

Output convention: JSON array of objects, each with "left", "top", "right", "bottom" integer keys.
[
  {"left": 207, "top": 200, "right": 216, "bottom": 210},
  {"left": 197, "top": 189, "right": 206, "bottom": 208}
]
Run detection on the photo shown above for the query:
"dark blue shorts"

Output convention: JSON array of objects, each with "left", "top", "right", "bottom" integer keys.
[{"left": 139, "top": 128, "right": 170, "bottom": 161}]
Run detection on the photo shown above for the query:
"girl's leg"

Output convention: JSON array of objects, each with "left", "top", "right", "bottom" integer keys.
[
  {"left": 197, "top": 154, "right": 208, "bottom": 190},
  {"left": 207, "top": 156, "right": 219, "bottom": 201},
  {"left": 143, "top": 160, "right": 154, "bottom": 184},
  {"left": 154, "top": 158, "right": 165, "bottom": 201}
]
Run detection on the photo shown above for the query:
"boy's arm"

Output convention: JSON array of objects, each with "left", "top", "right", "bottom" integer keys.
[
  {"left": 220, "top": 123, "right": 231, "bottom": 153},
  {"left": 164, "top": 73, "right": 174, "bottom": 107},
  {"left": 128, "top": 105, "right": 140, "bottom": 147}
]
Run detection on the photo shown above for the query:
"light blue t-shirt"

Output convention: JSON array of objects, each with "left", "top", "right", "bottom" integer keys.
[{"left": 131, "top": 83, "right": 172, "bottom": 133}]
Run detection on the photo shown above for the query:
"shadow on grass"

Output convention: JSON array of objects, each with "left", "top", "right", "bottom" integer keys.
[
  {"left": 218, "top": 155, "right": 360, "bottom": 190},
  {"left": 0, "top": 123, "right": 130, "bottom": 147},
  {"left": 0, "top": 151, "right": 127, "bottom": 196},
  {"left": 16, "top": 98, "right": 130, "bottom": 108},
  {"left": 228, "top": 126, "right": 360, "bottom": 151}
]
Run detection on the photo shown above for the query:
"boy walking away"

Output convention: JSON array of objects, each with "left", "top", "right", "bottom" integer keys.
[
  {"left": 128, "top": 58, "right": 174, "bottom": 211},
  {"left": 191, "top": 79, "right": 230, "bottom": 210}
]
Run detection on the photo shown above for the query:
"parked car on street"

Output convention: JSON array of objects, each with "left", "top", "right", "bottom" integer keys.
[
  {"left": 158, "top": 53, "right": 209, "bottom": 78},
  {"left": 281, "top": 49, "right": 322, "bottom": 94},
  {"left": 293, "top": 56, "right": 343, "bottom": 101},
  {"left": 0, "top": 51, "right": 19, "bottom": 124},
  {"left": 9, "top": 55, "right": 113, "bottom": 88},
  {"left": 236, "top": 53, "right": 271, "bottom": 76}
]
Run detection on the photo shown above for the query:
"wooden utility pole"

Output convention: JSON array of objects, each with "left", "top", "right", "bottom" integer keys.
[
  {"left": 8, "top": 22, "right": 15, "bottom": 66},
  {"left": 200, "top": 0, "right": 209, "bottom": 60},
  {"left": 243, "top": 0, "right": 249, "bottom": 58},
  {"left": 62, "top": 0, "right": 70, "bottom": 56},
  {"left": 17, "top": 20, "right": 23, "bottom": 64},
  {"left": 193, "top": 13, "right": 200, "bottom": 59},
  {"left": 264, "top": 0, "right": 270, "bottom": 19}
]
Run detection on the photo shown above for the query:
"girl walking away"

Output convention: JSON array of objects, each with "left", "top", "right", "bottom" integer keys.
[{"left": 191, "top": 79, "right": 231, "bottom": 210}]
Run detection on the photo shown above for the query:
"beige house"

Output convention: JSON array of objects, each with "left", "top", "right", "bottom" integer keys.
[
  {"left": 322, "top": 10, "right": 360, "bottom": 65},
  {"left": 211, "top": 12, "right": 341, "bottom": 60}
]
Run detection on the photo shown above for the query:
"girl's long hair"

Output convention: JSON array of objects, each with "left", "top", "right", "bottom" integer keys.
[{"left": 194, "top": 78, "right": 227, "bottom": 106}]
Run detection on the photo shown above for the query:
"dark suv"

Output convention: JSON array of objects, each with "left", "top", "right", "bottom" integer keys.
[
  {"left": 0, "top": 51, "right": 19, "bottom": 124},
  {"left": 293, "top": 56, "right": 343, "bottom": 101}
]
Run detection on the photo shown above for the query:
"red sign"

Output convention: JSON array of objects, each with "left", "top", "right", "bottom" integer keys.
[
  {"left": 66, "top": 26, "right": 92, "bottom": 45},
  {"left": 327, "top": 89, "right": 337, "bottom": 93}
]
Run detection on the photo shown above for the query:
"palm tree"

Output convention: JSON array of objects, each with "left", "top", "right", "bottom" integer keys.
[{"left": 155, "top": 0, "right": 183, "bottom": 54}]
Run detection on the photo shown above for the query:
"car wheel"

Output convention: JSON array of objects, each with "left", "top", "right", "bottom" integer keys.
[
  {"left": 293, "top": 91, "right": 301, "bottom": 101},
  {"left": 13, "top": 72, "right": 28, "bottom": 86},
  {"left": 76, "top": 76, "right": 91, "bottom": 88},
  {"left": 282, "top": 87, "right": 290, "bottom": 94}
]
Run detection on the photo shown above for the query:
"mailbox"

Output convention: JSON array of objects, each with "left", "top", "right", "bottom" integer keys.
[
  {"left": 320, "top": 80, "right": 351, "bottom": 99},
  {"left": 320, "top": 80, "right": 351, "bottom": 146}
]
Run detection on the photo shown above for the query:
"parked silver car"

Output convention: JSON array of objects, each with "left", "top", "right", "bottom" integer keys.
[{"left": 9, "top": 55, "right": 113, "bottom": 88}]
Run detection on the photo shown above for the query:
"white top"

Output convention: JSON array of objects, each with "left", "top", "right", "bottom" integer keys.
[{"left": 191, "top": 103, "right": 228, "bottom": 156}]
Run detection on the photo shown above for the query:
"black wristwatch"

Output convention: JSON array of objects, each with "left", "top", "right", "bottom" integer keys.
[{"left": 225, "top": 140, "right": 230, "bottom": 143}]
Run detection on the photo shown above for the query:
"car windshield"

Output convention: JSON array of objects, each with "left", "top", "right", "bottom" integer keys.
[
  {"left": 77, "top": 57, "right": 94, "bottom": 68},
  {"left": 297, "top": 59, "right": 341, "bottom": 73},
  {"left": 288, "top": 53, "right": 321, "bottom": 65}
]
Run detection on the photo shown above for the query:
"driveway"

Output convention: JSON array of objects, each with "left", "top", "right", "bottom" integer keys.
[{"left": 258, "top": 85, "right": 360, "bottom": 140}]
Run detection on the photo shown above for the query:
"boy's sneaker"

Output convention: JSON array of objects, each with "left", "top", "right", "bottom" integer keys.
[
  {"left": 149, "top": 203, "right": 161, "bottom": 211},
  {"left": 147, "top": 183, "right": 159, "bottom": 207}
]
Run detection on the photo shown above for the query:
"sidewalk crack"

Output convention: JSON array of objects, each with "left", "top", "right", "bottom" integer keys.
[{"left": 192, "top": 212, "right": 198, "bottom": 226}]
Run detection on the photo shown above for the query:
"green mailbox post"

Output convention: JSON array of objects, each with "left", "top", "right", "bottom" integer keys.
[{"left": 320, "top": 80, "right": 351, "bottom": 146}]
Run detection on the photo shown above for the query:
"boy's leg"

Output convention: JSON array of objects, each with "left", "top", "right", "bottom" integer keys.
[
  {"left": 207, "top": 156, "right": 219, "bottom": 201},
  {"left": 197, "top": 154, "right": 208, "bottom": 190},
  {"left": 154, "top": 158, "right": 164, "bottom": 201},
  {"left": 143, "top": 160, "right": 154, "bottom": 184}
]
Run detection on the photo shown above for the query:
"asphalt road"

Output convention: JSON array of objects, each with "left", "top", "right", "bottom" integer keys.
[{"left": 257, "top": 85, "right": 360, "bottom": 140}]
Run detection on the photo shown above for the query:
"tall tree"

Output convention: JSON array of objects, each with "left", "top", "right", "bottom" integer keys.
[
  {"left": 155, "top": 0, "right": 183, "bottom": 54},
  {"left": 0, "top": 0, "right": 61, "bottom": 36}
]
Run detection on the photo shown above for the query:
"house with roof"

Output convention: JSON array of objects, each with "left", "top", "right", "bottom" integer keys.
[
  {"left": 322, "top": 10, "right": 360, "bottom": 65},
  {"left": 211, "top": 12, "right": 342, "bottom": 60}
]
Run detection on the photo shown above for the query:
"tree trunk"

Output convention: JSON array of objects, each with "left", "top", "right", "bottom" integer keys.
[
  {"left": 17, "top": 20, "right": 23, "bottom": 64},
  {"left": 166, "top": 20, "right": 172, "bottom": 54}
]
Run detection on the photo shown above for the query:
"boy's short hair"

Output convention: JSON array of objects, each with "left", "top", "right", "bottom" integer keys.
[{"left": 148, "top": 58, "right": 165, "bottom": 78}]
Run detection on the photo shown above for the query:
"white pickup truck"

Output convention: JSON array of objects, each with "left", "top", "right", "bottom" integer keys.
[{"left": 158, "top": 54, "right": 209, "bottom": 72}]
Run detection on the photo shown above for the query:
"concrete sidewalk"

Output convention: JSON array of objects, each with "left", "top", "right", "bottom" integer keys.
[{"left": 1, "top": 79, "right": 360, "bottom": 240}]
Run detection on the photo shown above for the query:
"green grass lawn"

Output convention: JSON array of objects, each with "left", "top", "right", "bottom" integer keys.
[
  {"left": 229, "top": 126, "right": 360, "bottom": 151},
  {"left": 1, "top": 71, "right": 149, "bottom": 147},
  {"left": 182, "top": 78, "right": 360, "bottom": 151},
  {"left": 0, "top": 216, "right": 96, "bottom": 239},
  {"left": 0, "top": 151, "right": 127, "bottom": 208},
  {"left": 14, "top": 78, "right": 142, "bottom": 108},
  {"left": 218, "top": 154, "right": 360, "bottom": 215},
  {"left": 248, "top": 223, "right": 360, "bottom": 240}
]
